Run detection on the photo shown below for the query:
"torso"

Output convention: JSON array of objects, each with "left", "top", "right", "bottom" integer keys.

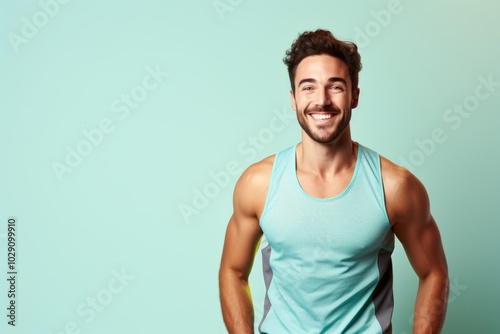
[{"left": 255, "top": 142, "right": 395, "bottom": 333}]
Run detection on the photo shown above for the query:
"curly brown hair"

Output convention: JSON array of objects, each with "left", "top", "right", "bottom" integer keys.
[{"left": 283, "top": 29, "right": 362, "bottom": 93}]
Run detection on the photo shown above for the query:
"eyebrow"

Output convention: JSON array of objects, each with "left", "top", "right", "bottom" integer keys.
[{"left": 297, "top": 77, "right": 347, "bottom": 87}]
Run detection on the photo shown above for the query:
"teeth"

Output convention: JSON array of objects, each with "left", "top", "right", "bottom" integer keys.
[{"left": 311, "top": 114, "right": 333, "bottom": 120}]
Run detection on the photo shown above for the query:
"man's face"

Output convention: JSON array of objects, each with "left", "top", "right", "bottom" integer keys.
[{"left": 290, "top": 54, "right": 359, "bottom": 144}]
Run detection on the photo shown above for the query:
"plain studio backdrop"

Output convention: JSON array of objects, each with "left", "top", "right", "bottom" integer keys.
[{"left": 1, "top": 0, "right": 499, "bottom": 333}]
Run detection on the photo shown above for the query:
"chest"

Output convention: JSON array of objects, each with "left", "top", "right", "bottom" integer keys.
[{"left": 261, "top": 193, "right": 391, "bottom": 261}]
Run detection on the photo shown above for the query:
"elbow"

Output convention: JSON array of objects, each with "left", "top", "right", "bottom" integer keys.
[
  {"left": 219, "top": 266, "right": 250, "bottom": 288},
  {"left": 419, "top": 270, "right": 450, "bottom": 304}
]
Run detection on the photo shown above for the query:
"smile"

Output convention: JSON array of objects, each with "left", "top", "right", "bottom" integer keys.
[{"left": 310, "top": 113, "right": 335, "bottom": 120}]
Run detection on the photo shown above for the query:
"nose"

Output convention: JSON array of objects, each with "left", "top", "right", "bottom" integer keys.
[{"left": 316, "top": 88, "right": 332, "bottom": 108}]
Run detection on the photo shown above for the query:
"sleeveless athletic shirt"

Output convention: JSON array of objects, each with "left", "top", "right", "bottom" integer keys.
[{"left": 258, "top": 143, "right": 394, "bottom": 334}]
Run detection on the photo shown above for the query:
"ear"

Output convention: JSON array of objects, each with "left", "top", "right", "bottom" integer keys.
[
  {"left": 351, "top": 87, "right": 360, "bottom": 109},
  {"left": 290, "top": 90, "right": 297, "bottom": 111}
]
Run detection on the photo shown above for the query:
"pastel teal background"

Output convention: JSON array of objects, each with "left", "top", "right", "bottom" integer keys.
[{"left": 1, "top": 0, "right": 499, "bottom": 333}]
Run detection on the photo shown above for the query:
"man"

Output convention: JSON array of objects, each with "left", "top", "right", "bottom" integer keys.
[{"left": 219, "top": 29, "right": 449, "bottom": 333}]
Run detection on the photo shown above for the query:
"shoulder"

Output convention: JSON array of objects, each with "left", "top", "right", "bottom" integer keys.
[
  {"left": 233, "top": 154, "right": 275, "bottom": 219},
  {"left": 236, "top": 155, "right": 275, "bottom": 189},
  {"left": 235, "top": 155, "right": 275, "bottom": 196},
  {"left": 379, "top": 154, "right": 431, "bottom": 226}
]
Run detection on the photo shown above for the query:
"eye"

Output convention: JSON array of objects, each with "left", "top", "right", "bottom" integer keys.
[
  {"left": 330, "top": 85, "right": 344, "bottom": 91},
  {"left": 302, "top": 86, "right": 313, "bottom": 91}
]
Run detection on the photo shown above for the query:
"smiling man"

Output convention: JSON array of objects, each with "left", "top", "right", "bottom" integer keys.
[{"left": 219, "top": 29, "right": 449, "bottom": 334}]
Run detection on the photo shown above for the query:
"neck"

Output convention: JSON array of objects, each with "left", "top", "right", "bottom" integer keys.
[{"left": 296, "top": 127, "right": 357, "bottom": 177}]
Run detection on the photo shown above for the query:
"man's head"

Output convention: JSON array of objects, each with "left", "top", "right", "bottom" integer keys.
[
  {"left": 284, "top": 30, "right": 362, "bottom": 144},
  {"left": 283, "top": 29, "right": 362, "bottom": 94}
]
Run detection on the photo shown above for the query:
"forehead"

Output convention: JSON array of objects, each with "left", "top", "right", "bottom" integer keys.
[{"left": 295, "top": 55, "right": 351, "bottom": 85}]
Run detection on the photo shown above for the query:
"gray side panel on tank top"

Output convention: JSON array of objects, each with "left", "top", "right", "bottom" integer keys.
[
  {"left": 371, "top": 247, "right": 394, "bottom": 333},
  {"left": 258, "top": 243, "right": 273, "bottom": 333}
]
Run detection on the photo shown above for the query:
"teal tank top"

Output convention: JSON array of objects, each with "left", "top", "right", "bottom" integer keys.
[{"left": 258, "top": 143, "right": 394, "bottom": 334}]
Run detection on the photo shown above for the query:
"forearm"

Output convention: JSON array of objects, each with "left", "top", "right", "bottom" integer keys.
[
  {"left": 413, "top": 273, "right": 450, "bottom": 333},
  {"left": 219, "top": 270, "right": 255, "bottom": 334}
]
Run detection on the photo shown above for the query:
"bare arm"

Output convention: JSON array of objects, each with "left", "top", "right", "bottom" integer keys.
[
  {"left": 219, "top": 159, "right": 272, "bottom": 334},
  {"left": 383, "top": 160, "right": 449, "bottom": 333}
]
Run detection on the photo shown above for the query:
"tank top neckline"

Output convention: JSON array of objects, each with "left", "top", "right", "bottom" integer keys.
[{"left": 292, "top": 142, "right": 363, "bottom": 202}]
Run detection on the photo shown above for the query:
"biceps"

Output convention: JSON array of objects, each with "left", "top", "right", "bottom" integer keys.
[
  {"left": 397, "top": 216, "right": 447, "bottom": 279},
  {"left": 220, "top": 214, "right": 262, "bottom": 279}
]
